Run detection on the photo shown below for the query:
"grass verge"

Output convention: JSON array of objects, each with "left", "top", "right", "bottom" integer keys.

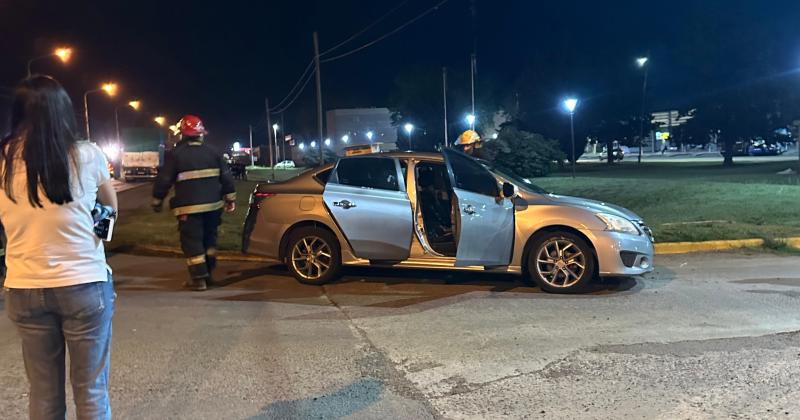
[
  {"left": 113, "top": 182, "right": 255, "bottom": 252},
  {"left": 114, "top": 161, "right": 800, "bottom": 252}
]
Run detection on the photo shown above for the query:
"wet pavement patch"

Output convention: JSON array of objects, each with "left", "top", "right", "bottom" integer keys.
[{"left": 732, "top": 278, "right": 800, "bottom": 287}]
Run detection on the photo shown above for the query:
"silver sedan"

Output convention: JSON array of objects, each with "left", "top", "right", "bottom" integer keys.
[{"left": 242, "top": 150, "right": 654, "bottom": 293}]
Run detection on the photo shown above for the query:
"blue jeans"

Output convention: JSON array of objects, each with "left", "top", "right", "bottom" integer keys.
[{"left": 5, "top": 279, "right": 115, "bottom": 420}]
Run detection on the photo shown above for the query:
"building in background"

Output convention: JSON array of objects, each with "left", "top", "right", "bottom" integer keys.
[{"left": 325, "top": 108, "right": 397, "bottom": 154}]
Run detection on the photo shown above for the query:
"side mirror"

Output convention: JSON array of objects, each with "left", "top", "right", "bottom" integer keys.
[{"left": 502, "top": 182, "right": 516, "bottom": 198}]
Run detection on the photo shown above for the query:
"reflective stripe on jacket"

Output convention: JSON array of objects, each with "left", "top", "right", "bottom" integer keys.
[{"left": 152, "top": 140, "right": 237, "bottom": 216}]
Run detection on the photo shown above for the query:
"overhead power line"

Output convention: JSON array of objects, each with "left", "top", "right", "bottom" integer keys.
[
  {"left": 319, "top": 0, "right": 410, "bottom": 57},
  {"left": 271, "top": 70, "right": 315, "bottom": 115},
  {"left": 321, "top": 0, "right": 451, "bottom": 63},
  {"left": 266, "top": 0, "right": 451, "bottom": 114},
  {"left": 270, "top": 60, "right": 314, "bottom": 110}
]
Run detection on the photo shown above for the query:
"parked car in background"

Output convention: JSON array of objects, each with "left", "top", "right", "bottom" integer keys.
[
  {"left": 242, "top": 150, "right": 654, "bottom": 293},
  {"left": 275, "top": 160, "right": 296, "bottom": 169},
  {"left": 599, "top": 147, "right": 625, "bottom": 161}
]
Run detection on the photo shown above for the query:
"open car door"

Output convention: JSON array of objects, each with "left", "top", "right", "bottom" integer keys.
[
  {"left": 323, "top": 156, "right": 413, "bottom": 260},
  {"left": 442, "top": 149, "right": 514, "bottom": 266}
]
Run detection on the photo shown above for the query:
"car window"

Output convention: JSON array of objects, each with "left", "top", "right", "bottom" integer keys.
[
  {"left": 314, "top": 168, "right": 333, "bottom": 184},
  {"left": 335, "top": 157, "right": 399, "bottom": 191},
  {"left": 445, "top": 151, "right": 499, "bottom": 197}
]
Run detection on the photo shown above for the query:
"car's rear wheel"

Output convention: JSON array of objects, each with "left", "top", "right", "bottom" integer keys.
[
  {"left": 285, "top": 227, "right": 342, "bottom": 285},
  {"left": 526, "top": 232, "right": 595, "bottom": 293}
]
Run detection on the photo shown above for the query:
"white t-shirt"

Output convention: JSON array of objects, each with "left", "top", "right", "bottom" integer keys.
[{"left": 0, "top": 141, "right": 112, "bottom": 288}]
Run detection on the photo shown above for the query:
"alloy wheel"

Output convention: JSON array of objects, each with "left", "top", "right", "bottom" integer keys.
[
  {"left": 535, "top": 238, "right": 587, "bottom": 288},
  {"left": 291, "top": 236, "right": 333, "bottom": 281}
]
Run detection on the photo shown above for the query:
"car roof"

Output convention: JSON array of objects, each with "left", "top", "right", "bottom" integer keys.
[{"left": 347, "top": 151, "right": 444, "bottom": 161}]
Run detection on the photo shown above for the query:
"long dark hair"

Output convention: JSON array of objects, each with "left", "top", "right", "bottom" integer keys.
[{"left": 1, "top": 75, "right": 79, "bottom": 207}]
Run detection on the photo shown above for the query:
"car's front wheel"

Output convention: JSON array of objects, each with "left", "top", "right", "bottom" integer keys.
[
  {"left": 285, "top": 227, "right": 342, "bottom": 285},
  {"left": 526, "top": 232, "right": 595, "bottom": 293}
]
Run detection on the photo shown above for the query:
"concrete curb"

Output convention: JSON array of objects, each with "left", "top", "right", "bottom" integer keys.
[
  {"left": 655, "top": 237, "right": 800, "bottom": 254},
  {"left": 113, "top": 237, "right": 800, "bottom": 262}
]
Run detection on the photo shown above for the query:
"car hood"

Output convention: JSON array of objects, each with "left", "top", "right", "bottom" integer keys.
[{"left": 529, "top": 192, "right": 642, "bottom": 221}]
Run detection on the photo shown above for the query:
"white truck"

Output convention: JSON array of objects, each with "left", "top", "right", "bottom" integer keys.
[
  {"left": 122, "top": 151, "right": 161, "bottom": 181},
  {"left": 120, "top": 127, "right": 165, "bottom": 181}
]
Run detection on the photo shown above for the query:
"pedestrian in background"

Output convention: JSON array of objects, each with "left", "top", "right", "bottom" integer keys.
[{"left": 0, "top": 76, "right": 117, "bottom": 419}]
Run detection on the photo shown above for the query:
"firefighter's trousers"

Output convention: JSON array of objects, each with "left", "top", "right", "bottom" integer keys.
[{"left": 179, "top": 210, "right": 222, "bottom": 280}]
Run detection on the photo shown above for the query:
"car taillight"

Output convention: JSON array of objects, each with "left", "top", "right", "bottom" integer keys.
[{"left": 251, "top": 192, "right": 276, "bottom": 208}]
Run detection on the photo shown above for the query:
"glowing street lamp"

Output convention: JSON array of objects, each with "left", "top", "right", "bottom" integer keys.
[
  {"left": 465, "top": 113, "right": 476, "bottom": 129},
  {"left": 310, "top": 141, "right": 317, "bottom": 148},
  {"left": 636, "top": 57, "right": 649, "bottom": 68},
  {"left": 153, "top": 116, "right": 166, "bottom": 126},
  {"left": 299, "top": 142, "right": 306, "bottom": 150},
  {"left": 27, "top": 46, "right": 73, "bottom": 76},
  {"left": 114, "top": 99, "right": 141, "bottom": 151},
  {"left": 233, "top": 142, "right": 242, "bottom": 152},
  {"left": 562, "top": 97, "right": 578, "bottom": 179},
  {"left": 324, "top": 138, "right": 331, "bottom": 146},
  {"left": 404, "top": 123, "right": 415, "bottom": 150},
  {"left": 83, "top": 82, "right": 119, "bottom": 142},
  {"left": 341, "top": 134, "right": 349, "bottom": 143},
  {"left": 366, "top": 131, "right": 374, "bottom": 141},
  {"left": 101, "top": 83, "right": 118, "bottom": 97}
]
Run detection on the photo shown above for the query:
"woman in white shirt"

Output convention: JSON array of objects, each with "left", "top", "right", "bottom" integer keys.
[{"left": 1, "top": 75, "right": 117, "bottom": 420}]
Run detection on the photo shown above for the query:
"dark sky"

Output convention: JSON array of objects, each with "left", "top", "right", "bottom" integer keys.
[{"left": 2, "top": 0, "right": 799, "bottom": 146}]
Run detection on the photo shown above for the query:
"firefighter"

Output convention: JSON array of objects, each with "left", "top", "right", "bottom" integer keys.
[
  {"left": 152, "top": 115, "right": 236, "bottom": 291},
  {"left": 454, "top": 129, "right": 483, "bottom": 156}
]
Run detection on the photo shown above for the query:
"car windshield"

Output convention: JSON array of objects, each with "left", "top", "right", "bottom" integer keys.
[{"left": 476, "top": 160, "right": 549, "bottom": 194}]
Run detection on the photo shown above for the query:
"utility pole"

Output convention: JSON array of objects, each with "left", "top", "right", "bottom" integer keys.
[
  {"left": 281, "top": 112, "right": 286, "bottom": 163},
  {"left": 313, "top": 31, "right": 324, "bottom": 164},
  {"left": 442, "top": 67, "right": 449, "bottom": 148},
  {"left": 265, "top": 97, "right": 274, "bottom": 167},
  {"left": 248, "top": 124, "right": 255, "bottom": 167}
]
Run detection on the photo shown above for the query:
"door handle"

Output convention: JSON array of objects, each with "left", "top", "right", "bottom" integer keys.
[
  {"left": 463, "top": 204, "right": 476, "bottom": 215},
  {"left": 333, "top": 200, "right": 357, "bottom": 209}
]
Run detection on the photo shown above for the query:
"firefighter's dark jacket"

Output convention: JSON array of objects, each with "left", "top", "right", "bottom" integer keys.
[{"left": 152, "top": 139, "right": 236, "bottom": 216}]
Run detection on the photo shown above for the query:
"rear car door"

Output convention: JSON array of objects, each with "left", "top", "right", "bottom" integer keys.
[
  {"left": 442, "top": 149, "right": 514, "bottom": 266},
  {"left": 323, "top": 156, "right": 413, "bottom": 260}
]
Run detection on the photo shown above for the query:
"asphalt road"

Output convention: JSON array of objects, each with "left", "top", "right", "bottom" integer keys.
[{"left": 2, "top": 250, "right": 800, "bottom": 419}]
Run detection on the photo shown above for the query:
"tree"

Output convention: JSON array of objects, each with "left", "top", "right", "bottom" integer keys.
[
  {"left": 301, "top": 148, "right": 338, "bottom": 167},
  {"left": 482, "top": 126, "right": 565, "bottom": 177}
]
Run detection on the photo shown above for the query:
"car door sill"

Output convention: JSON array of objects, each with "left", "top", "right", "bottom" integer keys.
[{"left": 345, "top": 257, "right": 521, "bottom": 273}]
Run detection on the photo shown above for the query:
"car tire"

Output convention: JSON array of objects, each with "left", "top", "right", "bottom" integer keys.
[
  {"left": 525, "top": 231, "right": 596, "bottom": 294},
  {"left": 285, "top": 226, "right": 342, "bottom": 286}
]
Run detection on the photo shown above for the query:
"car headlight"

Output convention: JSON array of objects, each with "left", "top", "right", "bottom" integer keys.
[{"left": 596, "top": 213, "right": 640, "bottom": 235}]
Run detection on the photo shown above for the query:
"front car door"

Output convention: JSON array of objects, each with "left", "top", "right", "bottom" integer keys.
[
  {"left": 442, "top": 149, "right": 514, "bottom": 266},
  {"left": 323, "top": 156, "right": 413, "bottom": 260}
]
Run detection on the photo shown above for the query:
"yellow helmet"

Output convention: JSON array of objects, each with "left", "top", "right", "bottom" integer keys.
[{"left": 455, "top": 130, "right": 482, "bottom": 146}]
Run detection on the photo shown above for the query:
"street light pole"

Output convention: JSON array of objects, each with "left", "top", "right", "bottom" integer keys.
[
  {"left": 248, "top": 124, "right": 255, "bottom": 167},
  {"left": 83, "top": 90, "right": 96, "bottom": 142},
  {"left": 637, "top": 56, "right": 649, "bottom": 162},
  {"left": 563, "top": 97, "right": 578, "bottom": 179},
  {"left": 83, "top": 83, "right": 117, "bottom": 142},
  {"left": 272, "top": 123, "right": 279, "bottom": 163},
  {"left": 470, "top": 53, "right": 476, "bottom": 120},
  {"left": 570, "top": 111, "right": 576, "bottom": 179},
  {"left": 443, "top": 67, "right": 449, "bottom": 147}
]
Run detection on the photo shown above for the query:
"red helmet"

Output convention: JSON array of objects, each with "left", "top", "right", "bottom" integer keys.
[{"left": 178, "top": 115, "right": 207, "bottom": 136}]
